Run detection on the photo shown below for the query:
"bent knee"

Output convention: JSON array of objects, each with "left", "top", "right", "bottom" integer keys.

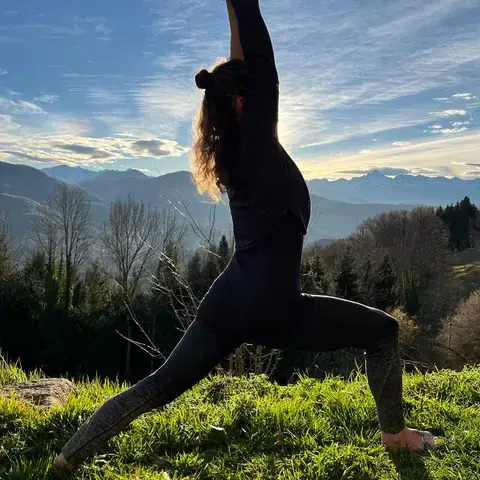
[{"left": 372, "top": 308, "right": 399, "bottom": 341}]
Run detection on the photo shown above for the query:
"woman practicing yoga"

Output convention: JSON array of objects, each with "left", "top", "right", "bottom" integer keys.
[{"left": 55, "top": 0, "right": 436, "bottom": 471}]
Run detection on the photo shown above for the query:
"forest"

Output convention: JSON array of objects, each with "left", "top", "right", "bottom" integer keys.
[{"left": 1, "top": 185, "right": 479, "bottom": 384}]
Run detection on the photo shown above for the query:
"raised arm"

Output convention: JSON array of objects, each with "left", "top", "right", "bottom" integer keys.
[
  {"left": 227, "top": 0, "right": 244, "bottom": 60},
  {"left": 228, "top": 0, "right": 276, "bottom": 68},
  {"left": 228, "top": 0, "right": 279, "bottom": 136}
]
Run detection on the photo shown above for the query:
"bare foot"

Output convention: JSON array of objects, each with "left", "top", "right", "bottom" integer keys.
[
  {"left": 53, "top": 453, "right": 74, "bottom": 472},
  {"left": 382, "top": 427, "right": 437, "bottom": 452}
]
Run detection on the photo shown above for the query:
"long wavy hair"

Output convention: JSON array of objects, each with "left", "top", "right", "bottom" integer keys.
[{"left": 191, "top": 58, "right": 248, "bottom": 200}]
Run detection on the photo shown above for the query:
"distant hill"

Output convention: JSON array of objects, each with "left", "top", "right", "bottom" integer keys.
[
  {"left": 2, "top": 162, "right": 423, "bottom": 242},
  {"left": 308, "top": 170, "right": 480, "bottom": 205},
  {"left": 41, "top": 165, "right": 100, "bottom": 184},
  {"left": 43, "top": 165, "right": 480, "bottom": 206},
  {"left": 0, "top": 162, "right": 107, "bottom": 236},
  {"left": 42, "top": 165, "right": 148, "bottom": 184}
]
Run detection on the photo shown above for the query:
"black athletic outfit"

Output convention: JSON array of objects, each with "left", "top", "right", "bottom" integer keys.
[{"left": 61, "top": 0, "right": 405, "bottom": 467}]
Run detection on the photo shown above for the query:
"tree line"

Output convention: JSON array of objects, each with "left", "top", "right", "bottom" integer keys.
[{"left": 0, "top": 186, "right": 479, "bottom": 383}]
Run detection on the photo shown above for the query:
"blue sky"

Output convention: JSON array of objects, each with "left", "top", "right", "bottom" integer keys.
[{"left": 0, "top": 0, "right": 479, "bottom": 179}]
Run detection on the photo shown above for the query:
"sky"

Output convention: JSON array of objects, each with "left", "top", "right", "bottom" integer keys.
[{"left": 0, "top": 0, "right": 479, "bottom": 180}]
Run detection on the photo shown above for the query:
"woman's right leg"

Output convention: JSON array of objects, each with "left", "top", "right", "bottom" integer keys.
[{"left": 59, "top": 294, "right": 242, "bottom": 468}]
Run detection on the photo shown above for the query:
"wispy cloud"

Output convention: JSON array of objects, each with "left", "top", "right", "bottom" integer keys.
[
  {"left": 139, "top": 0, "right": 480, "bottom": 150},
  {"left": 453, "top": 93, "right": 477, "bottom": 100},
  {"left": 339, "top": 167, "right": 410, "bottom": 176},
  {"left": 0, "top": 17, "right": 112, "bottom": 42},
  {"left": 34, "top": 94, "right": 59, "bottom": 104},
  {"left": 74, "top": 17, "right": 112, "bottom": 42},
  {"left": 1, "top": 132, "right": 189, "bottom": 166},
  {"left": 0, "top": 69, "right": 7, "bottom": 75},
  {"left": 2, "top": 0, "right": 479, "bottom": 177},
  {"left": 0, "top": 114, "right": 21, "bottom": 131},
  {"left": 437, "top": 127, "right": 468, "bottom": 135},
  {"left": 299, "top": 132, "right": 480, "bottom": 180},
  {"left": 0, "top": 23, "right": 87, "bottom": 37},
  {"left": 430, "top": 109, "right": 468, "bottom": 117},
  {"left": 0, "top": 97, "right": 45, "bottom": 115},
  {"left": 0, "top": 36, "right": 24, "bottom": 43},
  {"left": 154, "top": 52, "right": 194, "bottom": 71}
]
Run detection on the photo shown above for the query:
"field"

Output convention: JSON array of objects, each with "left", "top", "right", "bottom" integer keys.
[{"left": 1, "top": 358, "right": 479, "bottom": 480}]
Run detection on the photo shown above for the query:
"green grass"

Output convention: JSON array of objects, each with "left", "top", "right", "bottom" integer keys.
[
  {"left": 449, "top": 249, "right": 480, "bottom": 299},
  {"left": 1, "top": 358, "right": 480, "bottom": 480}
]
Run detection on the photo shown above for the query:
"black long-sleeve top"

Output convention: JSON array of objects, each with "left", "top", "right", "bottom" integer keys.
[{"left": 227, "top": 0, "right": 311, "bottom": 250}]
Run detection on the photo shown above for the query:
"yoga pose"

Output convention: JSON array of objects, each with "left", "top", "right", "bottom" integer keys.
[{"left": 55, "top": 0, "right": 435, "bottom": 471}]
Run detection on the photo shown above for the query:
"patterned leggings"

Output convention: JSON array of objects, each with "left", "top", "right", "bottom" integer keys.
[{"left": 62, "top": 212, "right": 405, "bottom": 466}]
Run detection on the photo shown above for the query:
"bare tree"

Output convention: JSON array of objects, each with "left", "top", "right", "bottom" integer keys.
[
  {"left": 151, "top": 199, "right": 281, "bottom": 378},
  {"left": 101, "top": 194, "right": 170, "bottom": 377},
  {"left": 33, "top": 183, "right": 91, "bottom": 311},
  {"left": 32, "top": 204, "right": 61, "bottom": 271},
  {"left": 0, "top": 214, "right": 13, "bottom": 282}
]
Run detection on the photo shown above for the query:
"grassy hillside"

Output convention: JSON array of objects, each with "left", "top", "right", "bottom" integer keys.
[
  {"left": 449, "top": 249, "right": 480, "bottom": 299},
  {"left": 1, "top": 360, "right": 479, "bottom": 480}
]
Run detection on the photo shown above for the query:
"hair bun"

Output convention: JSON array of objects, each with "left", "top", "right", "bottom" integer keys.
[{"left": 195, "top": 69, "right": 213, "bottom": 90}]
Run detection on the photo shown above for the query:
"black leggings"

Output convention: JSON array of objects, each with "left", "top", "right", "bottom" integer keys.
[{"left": 62, "top": 212, "right": 405, "bottom": 466}]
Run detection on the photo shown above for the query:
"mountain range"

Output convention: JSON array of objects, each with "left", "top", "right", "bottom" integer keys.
[
  {"left": 2, "top": 162, "right": 477, "bottom": 244},
  {"left": 308, "top": 170, "right": 480, "bottom": 205}
]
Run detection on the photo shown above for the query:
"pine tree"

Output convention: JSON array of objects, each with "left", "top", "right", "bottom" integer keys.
[
  {"left": 402, "top": 269, "right": 421, "bottom": 317},
  {"left": 203, "top": 247, "right": 219, "bottom": 294},
  {"left": 186, "top": 251, "right": 203, "bottom": 297},
  {"left": 309, "top": 253, "right": 332, "bottom": 295},
  {"left": 217, "top": 235, "right": 230, "bottom": 270},
  {"left": 359, "top": 257, "right": 375, "bottom": 305},
  {"left": 373, "top": 254, "right": 397, "bottom": 311},
  {"left": 334, "top": 250, "right": 359, "bottom": 301},
  {"left": 437, "top": 196, "right": 480, "bottom": 251}
]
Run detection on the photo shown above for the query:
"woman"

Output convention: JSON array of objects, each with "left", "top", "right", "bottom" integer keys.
[{"left": 55, "top": 0, "right": 435, "bottom": 471}]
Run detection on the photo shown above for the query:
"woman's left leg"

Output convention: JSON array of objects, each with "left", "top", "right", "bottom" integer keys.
[{"left": 248, "top": 293, "right": 436, "bottom": 450}]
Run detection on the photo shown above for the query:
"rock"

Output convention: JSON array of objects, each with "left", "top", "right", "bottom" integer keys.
[{"left": 0, "top": 378, "right": 75, "bottom": 407}]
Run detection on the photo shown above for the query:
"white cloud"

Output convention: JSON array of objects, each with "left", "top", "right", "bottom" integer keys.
[
  {"left": 154, "top": 52, "right": 194, "bottom": 71},
  {"left": 392, "top": 141, "right": 411, "bottom": 146},
  {"left": 429, "top": 125, "right": 442, "bottom": 129},
  {"left": 34, "top": 94, "right": 59, "bottom": 104},
  {"left": 451, "top": 121, "right": 470, "bottom": 127},
  {"left": 429, "top": 109, "right": 468, "bottom": 117},
  {"left": 299, "top": 131, "right": 480, "bottom": 180},
  {"left": 0, "top": 69, "right": 7, "bottom": 75},
  {"left": 0, "top": 114, "right": 21, "bottom": 131},
  {"left": 7, "top": 0, "right": 477, "bottom": 168},
  {"left": 0, "top": 125, "right": 189, "bottom": 166},
  {"left": 0, "top": 97, "right": 45, "bottom": 115},
  {"left": 0, "top": 17, "right": 112, "bottom": 42},
  {"left": 138, "top": 0, "right": 480, "bottom": 150},
  {"left": 453, "top": 93, "right": 477, "bottom": 100},
  {"left": 438, "top": 127, "right": 468, "bottom": 135},
  {"left": 74, "top": 17, "right": 112, "bottom": 42}
]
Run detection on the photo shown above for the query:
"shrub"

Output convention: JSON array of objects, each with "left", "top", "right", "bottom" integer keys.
[{"left": 438, "top": 289, "right": 480, "bottom": 364}]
